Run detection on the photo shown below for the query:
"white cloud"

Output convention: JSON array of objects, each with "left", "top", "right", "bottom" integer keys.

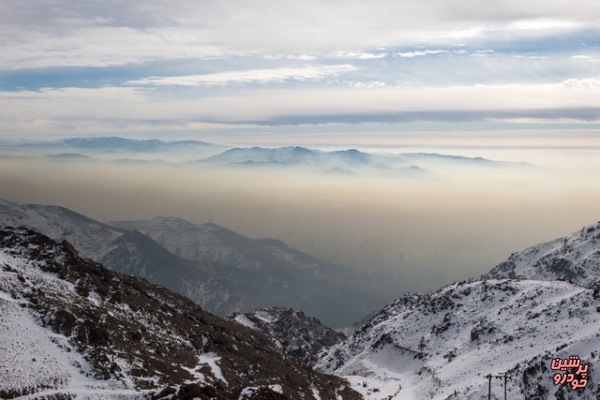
[
  {"left": 329, "top": 51, "right": 388, "bottom": 59},
  {"left": 126, "top": 65, "right": 357, "bottom": 86},
  {"left": 0, "top": 27, "right": 228, "bottom": 70},
  {"left": 347, "top": 81, "right": 386, "bottom": 89},
  {"left": 2, "top": 1, "right": 599, "bottom": 68},
  {"left": 287, "top": 54, "right": 319, "bottom": 61},
  {"left": 508, "top": 19, "right": 581, "bottom": 31},
  {"left": 2, "top": 80, "right": 599, "bottom": 136},
  {"left": 558, "top": 78, "right": 600, "bottom": 90},
  {"left": 396, "top": 50, "right": 448, "bottom": 58}
]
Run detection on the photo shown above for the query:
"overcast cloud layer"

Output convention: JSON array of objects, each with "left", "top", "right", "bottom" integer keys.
[{"left": 1, "top": 0, "right": 599, "bottom": 137}]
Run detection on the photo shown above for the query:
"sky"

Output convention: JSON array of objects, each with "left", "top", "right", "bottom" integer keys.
[{"left": 0, "top": 0, "right": 599, "bottom": 139}]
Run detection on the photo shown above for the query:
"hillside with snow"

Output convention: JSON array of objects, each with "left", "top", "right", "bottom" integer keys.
[
  {"left": 486, "top": 221, "right": 600, "bottom": 289},
  {"left": 316, "top": 222, "right": 600, "bottom": 399},
  {"left": 316, "top": 278, "right": 600, "bottom": 399},
  {"left": 0, "top": 227, "right": 360, "bottom": 399}
]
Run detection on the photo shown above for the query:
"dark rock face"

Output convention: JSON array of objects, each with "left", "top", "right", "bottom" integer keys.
[
  {"left": 0, "top": 227, "right": 361, "bottom": 399},
  {"left": 229, "top": 307, "right": 346, "bottom": 367}
]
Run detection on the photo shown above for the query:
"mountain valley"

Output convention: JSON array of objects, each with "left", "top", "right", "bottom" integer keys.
[{"left": 2, "top": 197, "right": 600, "bottom": 399}]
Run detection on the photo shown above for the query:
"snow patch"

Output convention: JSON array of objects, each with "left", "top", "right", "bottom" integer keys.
[
  {"left": 234, "top": 314, "right": 256, "bottom": 329},
  {"left": 197, "top": 352, "right": 227, "bottom": 385}
]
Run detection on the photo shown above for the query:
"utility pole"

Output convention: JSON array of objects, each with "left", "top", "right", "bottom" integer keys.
[{"left": 486, "top": 373, "right": 508, "bottom": 400}]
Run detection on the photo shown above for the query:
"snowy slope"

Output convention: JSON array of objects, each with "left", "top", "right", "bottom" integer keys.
[
  {"left": 316, "top": 278, "right": 600, "bottom": 399},
  {"left": 0, "top": 231, "right": 147, "bottom": 398},
  {"left": 0, "top": 199, "right": 122, "bottom": 262},
  {"left": 0, "top": 200, "right": 248, "bottom": 317},
  {"left": 0, "top": 227, "right": 360, "bottom": 399},
  {"left": 486, "top": 221, "right": 600, "bottom": 288}
]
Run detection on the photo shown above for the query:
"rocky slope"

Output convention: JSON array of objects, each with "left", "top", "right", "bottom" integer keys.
[
  {"left": 228, "top": 307, "right": 346, "bottom": 367},
  {"left": 0, "top": 226, "right": 360, "bottom": 399},
  {"left": 316, "top": 278, "right": 600, "bottom": 399},
  {"left": 485, "top": 221, "right": 600, "bottom": 288}
]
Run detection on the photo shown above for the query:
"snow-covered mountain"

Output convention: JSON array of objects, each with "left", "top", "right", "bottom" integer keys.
[
  {"left": 0, "top": 199, "right": 235, "bottom": 313},
  {"left": 0, "top": 227, "right": 360, "bottom": 399},
  {"left": 315, "top": 222, "right": 600, "bottom": 399},
  {"left": 316, "top": 278, "right": 600, "bottom": 399},
  {"left": 228, "top": 307, "right": 346, "bottom": 368},
  {"left": 0, "top": 200, "right": 378, "bottom": 327},
  {"left": 485, "top": 221, "right": 600, "bottom": 288}
]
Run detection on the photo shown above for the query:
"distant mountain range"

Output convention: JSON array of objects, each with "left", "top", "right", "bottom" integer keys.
[
  {"left": 0, "top": 136, "right": 225, "bottom": 162},
  {"left": 0, "top": 226, "right": 360, "bottom": 399},
  {"left": 0, "top": 136, "right": 538, "bottom": 177},
  {"left": 15, "top": 136, "right": 219, "bottom": 152},
  {"left": 193, "top": 145, "right": 534, "bottom": 176},
  {"left": 0, "top": 199, "right": 381, "bottom": 327}
]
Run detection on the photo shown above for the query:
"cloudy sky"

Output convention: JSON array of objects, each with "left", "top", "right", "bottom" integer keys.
[{"left": 1, "top": 0, "right": 599, "bottom": 141}]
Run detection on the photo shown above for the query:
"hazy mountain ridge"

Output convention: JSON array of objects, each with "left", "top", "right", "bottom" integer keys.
[
  {"left": 0, "top": 137, "right": 539, "bottom": 180},
  {"left": 0, "top": 200, "right": 379, "bottom": 327},
  {"left": 485, "top": 221, "right": 600, "bottom": 288},
  {"left": 197, "top": 145, "right": 536, "bottom": 176},
  {"left": 16, "top": 137, "right": 219, "bottom": 152},
  {"left": 0, "top": 226, "right": 360, "bottom": 399},
  {"left": 0, "top": 137, "right": 226, "bottom": 163},
  {"left": 111, "top": 216, "right": 334, "bottom": 273},
  {"left": 111, "top": 216, "right": 385, "bottom": 326},
  {"left": 228, "top": 307, "right": 346, "bottom": 368}
]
